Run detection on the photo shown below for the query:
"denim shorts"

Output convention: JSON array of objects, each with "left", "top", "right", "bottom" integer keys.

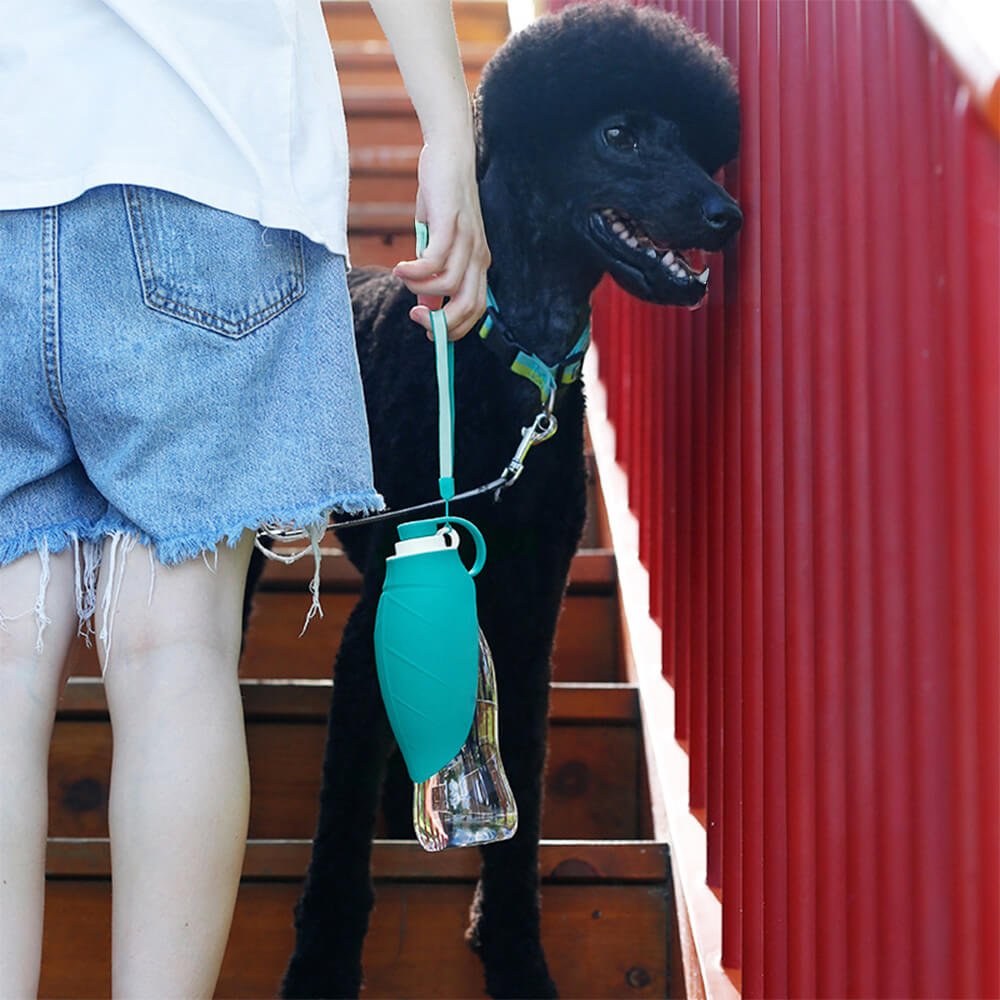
[{"left": 0, "top": 184, "right": 384, "bottom": 646}]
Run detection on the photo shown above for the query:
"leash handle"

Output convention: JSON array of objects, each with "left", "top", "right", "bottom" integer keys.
[{"left": 415, "top": 221, "right": 455, "bottom": 505}]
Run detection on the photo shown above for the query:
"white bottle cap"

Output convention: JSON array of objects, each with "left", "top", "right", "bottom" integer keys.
[{"left": 392, "top": 525, "right": 459, "bottom": 560}]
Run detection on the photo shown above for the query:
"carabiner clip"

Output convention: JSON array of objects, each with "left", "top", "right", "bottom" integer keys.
[{"left": 495, "top": 409, "right": 560, "bottom": 498}]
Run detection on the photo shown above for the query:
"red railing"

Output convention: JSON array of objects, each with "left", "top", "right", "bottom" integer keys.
[{"left": 550, "top": 0, "right": 1000, "bottom": 996}]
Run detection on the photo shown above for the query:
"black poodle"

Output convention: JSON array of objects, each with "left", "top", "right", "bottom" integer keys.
[{"left": 276, "top": 4, "right": 741, "bottom": 997}]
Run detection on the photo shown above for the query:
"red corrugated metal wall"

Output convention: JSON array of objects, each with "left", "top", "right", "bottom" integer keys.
[{"left": 548, "top": 0, "right": 1000, "bottom": 996}]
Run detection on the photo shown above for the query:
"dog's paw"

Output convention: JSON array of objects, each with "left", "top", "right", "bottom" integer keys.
[
  {"left": 466, "top": 920, "right": 558, "bottom": 998},
  {"left": 280, "top": 954, "right": 363, "bottom": 1000},
  {"left": 483, "top": 963, "right": 559, "bottom": 1000}
]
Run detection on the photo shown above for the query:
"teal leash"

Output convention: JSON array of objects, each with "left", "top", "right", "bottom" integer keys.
[
  {"left": 416, "top": 220, "right": 457, "bottom": 523},
  {"left": 258, "top": 224, "right": 586, "bottom": 542}
]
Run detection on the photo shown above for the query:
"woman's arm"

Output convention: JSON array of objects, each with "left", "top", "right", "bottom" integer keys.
[{"left": 367, "top": 0, "right": 490, "bottom": 339}]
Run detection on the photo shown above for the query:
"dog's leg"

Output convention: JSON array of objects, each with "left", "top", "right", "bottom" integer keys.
[
  {"left": 466, "top": 655, "right": 558, "bottom": 998},
  {"left": 281, "top": 587, "right": 392, "bottom": 999},
  {"left": 464, "top": 564, "right": 561, "bottom": 999}
]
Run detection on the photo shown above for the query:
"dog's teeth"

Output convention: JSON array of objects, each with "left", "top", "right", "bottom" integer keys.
[
  {"left": 613, "top": 222, "right": 626, "bottom": 234},
  {"left": 646, "top": 247, "right": 658, "bottom": 259},
  {"left": 696, "top": 266, "right": 710, "bottom": 286},
  {"left": 663, "top": 251, "right": 675, "bottom": 265},
  {"left": 627, "top": 236, "right": 639, "bottom": 248},
  {"left": 670, "top": 263, "right": 684, "bottom": 276}
]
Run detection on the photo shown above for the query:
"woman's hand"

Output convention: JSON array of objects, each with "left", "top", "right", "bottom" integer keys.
[
  {"left": 393, "top": 138, "right": 490, "bottom": 340},
  {"left": 368, "top": 0, "right": 491, "bottom": 340}
]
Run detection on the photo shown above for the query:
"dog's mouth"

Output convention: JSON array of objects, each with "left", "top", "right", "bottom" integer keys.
[{"left": 588, "top": 209, "right": 710, "bottom": 307}]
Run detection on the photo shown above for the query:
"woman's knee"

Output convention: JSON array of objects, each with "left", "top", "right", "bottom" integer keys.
[{"left": 95, "top": 530, "right": 255, "bottom": 676}]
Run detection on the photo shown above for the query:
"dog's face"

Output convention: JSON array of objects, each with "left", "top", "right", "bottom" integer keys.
[
  {"left": 563, "top": 109, "right": 742, "bottom": 308},
  {"left": 476, "top": 4, "right": 742, "bottom": 310}
]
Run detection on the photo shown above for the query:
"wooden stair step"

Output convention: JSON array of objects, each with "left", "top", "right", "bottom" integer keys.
[
  {"left": 347, "top": 112, "right": 424, "bottom": 154},
  {"left": 50, "top": 679, "right": 642, "bottom": 841},
  {"left": 66, "top": 549, "right": 620, "bottom": 683},
  {"left": 350, "top": 143, "right": 420, "bottom": 173},
  {"left": 43, "top": 839, "right": 669, "bottom": 1000},
  {"left": 323, "top": 1, "right": 511, "bottom": 45},
  {"left": 348, "top": 230, "right": 414, "bottom": 269},
  {"left": 254, "top": 544, "right": 614, "bottom": 592},
  {"left": 350, "top": 171, "right": 417, "bottom": 206},
  {"left": 348, "top": 200, "right": 423, "bottom": 232},
  {"left": 47, "top": 837, "right": 667, "bottom": 882},
  {"left": 333, "top": 41, "right": 493, "bottom": 88}
]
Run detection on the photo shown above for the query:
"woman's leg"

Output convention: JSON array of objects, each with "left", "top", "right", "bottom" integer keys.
[
  {"left": 97, "top": 530, "right": 254, "bottom": 1000},
  {"left": 0, "top": 547, "right": 79, "bottom": 999}
]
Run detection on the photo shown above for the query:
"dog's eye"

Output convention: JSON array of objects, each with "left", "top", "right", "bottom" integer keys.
[{"left": 603, "top": 125, "right": 638, "bottom": 151}]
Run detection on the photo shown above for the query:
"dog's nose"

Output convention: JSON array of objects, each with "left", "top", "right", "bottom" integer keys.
[{"left": 701, "top": 194, "right": 743, "bottom": 236}]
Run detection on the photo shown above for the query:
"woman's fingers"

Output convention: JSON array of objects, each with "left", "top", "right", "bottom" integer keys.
[
  {"left": 390, "top": 136, "right": 490, "bottom": 340},
  {"left": 397, "top": 221, "right": 489, "bottom": 339}
]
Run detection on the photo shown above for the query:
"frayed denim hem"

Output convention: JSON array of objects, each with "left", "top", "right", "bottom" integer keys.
[
  {"left": 0, "top": 490, "right": 384, "bottom": 661},
  {"left": 240, "top": 490, "right": 385, "bottom": 637},
  {"left": 100, "top": 490, "right": 386, "bottom": 649},
  {"left": 142, "top": 490, "right": 385, "bottom": 566},
  {"left": 0, "top": 519, "right": 102, "bottom": 567},
  {"left": 0, "top": 522, "right": 104, "bottom": 655}
]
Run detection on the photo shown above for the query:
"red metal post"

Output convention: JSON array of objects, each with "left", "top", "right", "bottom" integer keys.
[{"left": 554, "top": 0, "right": 999, "bottom": 995}]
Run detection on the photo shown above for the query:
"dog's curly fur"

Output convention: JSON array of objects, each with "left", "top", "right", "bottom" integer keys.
[
  {"left": 476, "top": 4, "right": 739, "bottom": 174},
  {"left": 269, "top": 5, "right": 741, "bottom": 997}
]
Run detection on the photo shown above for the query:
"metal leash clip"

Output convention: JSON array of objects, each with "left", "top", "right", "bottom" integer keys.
[
  {"left": 259, "top": 408, "right": 561, "bottom": 542},
  {"left": 258, "top": 523, "right": 313, "bottom": 542},
  {"left": 494, "top": 410, "right": 559, "bottom": 498}
]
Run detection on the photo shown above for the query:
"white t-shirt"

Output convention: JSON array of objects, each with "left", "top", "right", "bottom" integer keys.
[{"left": 0, "top": 0, "right": 351, "bottom": 258}]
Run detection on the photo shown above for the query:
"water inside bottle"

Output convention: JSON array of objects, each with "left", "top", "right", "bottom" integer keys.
[{"left": 412, "top": 629, "right": 518, "bottom": 851}]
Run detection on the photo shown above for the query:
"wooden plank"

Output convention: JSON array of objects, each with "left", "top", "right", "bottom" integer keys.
[
  {"left": 65, "top": 563, "right": 619, "bottom": 682},
  {"left": 349, "top": 232, "right": 409, "bottom": 269},
  {"left": 239, "top": 590, "right": 617, "bottom": 681},
  {"left": 311, "top": 882, "right": 668, "bottom": 1000},
  {"left": 238, "top": 591, "right": 356, "bottom": 679},
  {"left": 39, "top": 880, "right": 668, "bottom": 1000},
  {"left": 334, "top": 42, "right": 491, "bottom": 88},
  {"left": 347, "top": 114, "right": 424, "bottom": 154},
  {"left": 256, "top": 548, "right": 614, "bottom": 594},
  {"left": 47, "top": 838, "right": 669, "bottom": 883},
  {"left": 350, "top": 171, "right": 418, "bottom": 205},
  {"left": 323, "top": 1, "right": 511, "bottom": 45},
  {"left": 58, "top": 677, "right": 637, "bottom": 722},
  {"left": 48, "top": 713, "right": 640, "bottom": 841},
  {"left": 552, "top": 593, "right": 620, "bottom": 682},
  {"left": 343, "top": 85, "right": 416, "bottom": 116},
  {"left": 350, "top": 144, "right": 420, "bottom": 173},
  {"left": 348, "top": 200, "right": 420, "bottom": 232}
]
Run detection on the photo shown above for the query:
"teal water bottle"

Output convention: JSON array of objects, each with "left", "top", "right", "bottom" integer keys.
[
  {"left": 374, "top": 517, "right": 518, "bottom": 851},
  {"left": 411, "top": 624, "right": 518, "bottom": 850},
  {"left": 374, "top": 516, "right": 485, "bottom": 784},
  {"left": 373, "top": 221, "right": 517, "bottom": 851}
]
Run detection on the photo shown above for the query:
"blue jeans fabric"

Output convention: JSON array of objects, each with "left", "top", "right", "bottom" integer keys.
[{"left": 0, "top": 184, "right": 383, "bottom": 641}]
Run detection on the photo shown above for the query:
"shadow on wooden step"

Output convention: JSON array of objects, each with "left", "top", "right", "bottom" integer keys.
[
  {"left": 42, "top": 840, "right": 674, "bottom": 1000},
  {"left": 50, "top": 679, "right": 643, "bottom": 842}
]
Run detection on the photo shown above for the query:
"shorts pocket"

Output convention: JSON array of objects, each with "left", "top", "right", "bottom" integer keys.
[{"left": 123, "top": 185, "right": 306, "bottom": 339}]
